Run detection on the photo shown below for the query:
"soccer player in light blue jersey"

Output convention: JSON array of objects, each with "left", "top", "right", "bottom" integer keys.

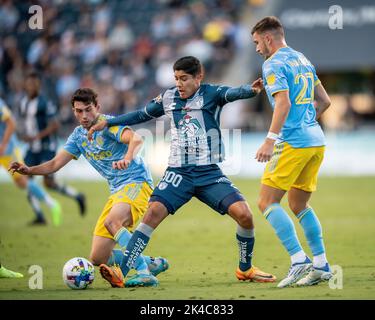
[
  {"left": 88, "top": 56, "right": 276, "bottom": 287},
  {"left": 251, "top": 16, "right": 333, "bottom": 287},
  {"left": 9, "top": 88, "right": 168, "bottom": 287},
  {"left": 0, "top": 98, "right": 62, "bottom": 226}
]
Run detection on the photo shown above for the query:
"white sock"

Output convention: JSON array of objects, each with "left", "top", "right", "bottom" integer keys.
[
  {"left": 313, "top": 253, "right": 328, "bottom": 268},
  {"left": 44, "top": 195, "right": 57, "bottom": 208},
  {"left": 291, "top": 250, "right": 307, "bottom": 264}
]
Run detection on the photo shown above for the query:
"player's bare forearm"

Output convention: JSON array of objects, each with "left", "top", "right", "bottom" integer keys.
[
  {"left": 314, "top": 83, "right": 331, "bottom": 119},
  {"left": 121, "top": 129, "right": 143, "bottom": 161},
  {"left": 269, "top": 91, "right": 291, "bottom": 135},
  {"left": 10, "top": 150, "right": 73, "bottom": 176},
  {"left": 255, "top": 91, "right": 290, "bottom": 162}
]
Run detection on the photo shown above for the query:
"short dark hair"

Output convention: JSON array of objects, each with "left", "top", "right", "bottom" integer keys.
[
  {"left": 251, "top": 16, "right": 284, "bottom": 37},
  {"left": 25, "top": 70, "right": 41, "bottom": 80},
  {"left": 71, "top": 88, "right": 98, "bottom": 107},
  {"left": 173, "top": 56, "right": 202, "bottom": 77}
]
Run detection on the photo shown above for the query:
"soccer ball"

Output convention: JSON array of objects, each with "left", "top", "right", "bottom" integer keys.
[{"left": 62, "top": 257, "right": 95, "bottom": 290}]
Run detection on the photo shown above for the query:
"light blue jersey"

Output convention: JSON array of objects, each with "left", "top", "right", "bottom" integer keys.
[
  {"left": 0, "top": 99, "right": 18, "bottom": 155},
  {"left": 64, "top": 115, "right": 153, "bottom": 194},
  {"left": 262, "top": 46, "right": 325, "bottom": 148}
]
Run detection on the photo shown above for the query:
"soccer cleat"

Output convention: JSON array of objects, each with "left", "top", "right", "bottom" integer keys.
[
  {"left": 50, "top": 201, "right": 62, "bottom": 226},
  {"left": 0, "top": 266, "right": 24, "bottom": 278},
  {"left": 28, "top": 217, "right": 47, "bottom": 226},
  {"left": 147, "top": 257, "right": 169, "bottom": 276},
  {"left": 236, "top": 266, "right": 277, "bottom": 283},
  {"left": 296, "top": 263, "right": 333, "bottom": 286},
  {"left": 124, "top": 273, "right": 159, "bottom": 287},
  {"left": 76, "top": 193, "right": 86, "bottom": 216},
  {"left": 99, "top": 264, "right": 124, "bottom": 288},
  {"left": 277, "top": 257, "right": 312, "bottom": 288}
]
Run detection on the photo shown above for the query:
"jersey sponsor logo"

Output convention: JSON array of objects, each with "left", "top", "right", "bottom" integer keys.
[
  {"left": 168, "top": 102, "right": 176, "bottom": 110},
  {"left": 85, "top": 150, "right": 112, "bottom": 161},
  {"left": 216, "top": 177, "right": 231, "bottom": 184}
]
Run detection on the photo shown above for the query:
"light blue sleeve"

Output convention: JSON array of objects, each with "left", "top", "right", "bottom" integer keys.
[
  {"left": 104, "top": 125, "right": 131, "bottom": 143},
  {"left": 264, "top": 61, "right": 289, "bottom": 96},
  {"left": 63, "top": 130, "right": 81, "bottom": 159}
]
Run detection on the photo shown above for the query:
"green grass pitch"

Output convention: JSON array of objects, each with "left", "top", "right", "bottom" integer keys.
[{"left": 0, "top": 176, "right": 374, "bottom": 300}]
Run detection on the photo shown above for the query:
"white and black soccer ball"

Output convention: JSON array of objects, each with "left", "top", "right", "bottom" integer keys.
[{"left": 62, "top": 257, "right": 94, "bottom": 290}]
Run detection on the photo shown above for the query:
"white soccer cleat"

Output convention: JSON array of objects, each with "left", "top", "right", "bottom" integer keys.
[
  {"left": 277, "top": 257, "right": 312, "bottom": 288},
  {"left": 296, "top": 263, "right": 333, "bottom": 286}
]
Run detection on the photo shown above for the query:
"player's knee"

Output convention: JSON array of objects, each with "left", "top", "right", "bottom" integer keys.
[
  {"left": 229, "top": 202, "right": 253, "bottom": 228},
  {"left": 143, "top": 202, "right": 168, "bottom": 227}
]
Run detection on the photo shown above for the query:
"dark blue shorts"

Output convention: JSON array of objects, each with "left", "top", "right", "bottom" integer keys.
[
  {"left": 25, "top": 150, "right": 56, "bottom": 166},
  {"left": 150, "top": 164, "right": 245, "bottom": 215}
]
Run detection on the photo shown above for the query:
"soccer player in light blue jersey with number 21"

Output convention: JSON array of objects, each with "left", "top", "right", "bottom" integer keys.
[{"left": 252, "top": 16, "right": 333, "bottom": 287}]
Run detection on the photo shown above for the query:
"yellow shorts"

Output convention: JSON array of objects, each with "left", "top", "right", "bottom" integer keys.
[
  {"left": 261, "top": 142, "right": 325, "bottom": 192},
  {"left": 0, "top": 147, "right": 24, "bottom": 181},
  {"left": 94, "top": 182, "right": 153, "bottom": 239}
]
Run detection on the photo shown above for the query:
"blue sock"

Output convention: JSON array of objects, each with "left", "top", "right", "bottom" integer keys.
[
  {"left": 119, "top": 223, "right": 153, "bottom": 277},
  {"left": 27, "top": 179, "right": 47, "bottom": 202},
  {"left": 297, "top": 207, "right": 325, "bottom": 256},
  {"left": 114, "top": 227, "right": 149, "bottom": 273},
  {"left": 107, "top": 249, "right": 124, "bottom": 266},
  {"left": 264, "top": 203, "right": 303, "bottom": 256},
  {"left": 236, "top": 226, "right": 255, "bottom": 271}
]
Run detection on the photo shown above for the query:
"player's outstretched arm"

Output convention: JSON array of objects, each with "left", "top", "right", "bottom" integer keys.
[
  {"left": 255, "top": 90, "right": 291, "bottom": 162},
  {"left": 314, "top": 83, "right": 331, "bottom": 120},
  {"left": 112, "top": 128, "right": 143, "bottom": 170},
  {"left": 8, "top": 150, "right": 74, "bottom": 176},
  {"left": 88, "top": 100, "right": 164, "bottom": 141},
  {"left": 221, "top": 78, "right": 263, "bottom": 104}
]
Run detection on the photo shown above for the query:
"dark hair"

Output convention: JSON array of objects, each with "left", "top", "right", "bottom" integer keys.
[
  {"left": 173, "top": 56, "right": 202, "bottom": 76},
  {"left": 26, "top": 70, "right": 41, "bottom": 80},
  {"left": 251, "top": 16, "right": 284, "bottom": 36},
  {"left": 71, "top": 88, "right": 98, "bottom": 107}
]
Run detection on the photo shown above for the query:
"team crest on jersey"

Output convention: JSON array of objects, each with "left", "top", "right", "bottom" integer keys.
[
  {"left": 177, "top": 114, "right": 203, "bottom": 139},
  {"left": 266, "top": 73, "right": 276, "bottom": 85},
  {"left": 158, "top": 181, "right": 168, "bottom": 190},
  {"left": 95, "top": 135, "right": 104, "bottom": 147}
]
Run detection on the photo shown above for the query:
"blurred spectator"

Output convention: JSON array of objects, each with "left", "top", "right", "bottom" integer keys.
[{"left": 0, "top": 0, "right": 249, "bottom": 138}]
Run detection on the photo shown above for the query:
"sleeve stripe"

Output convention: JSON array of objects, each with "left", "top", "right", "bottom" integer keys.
[
  {"left": 62, "top": 149, "right": 79, "bottom": 160},
  {"left": 314, "top": 79, "right": 321, "bottom": 86},
  {"left": 270, "top": 89, "right": 289, "bottom": 96},
  {"left": 144, "top": 106, "right": 156, "bottom": 118}
]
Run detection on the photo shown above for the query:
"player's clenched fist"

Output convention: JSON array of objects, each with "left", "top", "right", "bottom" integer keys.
[
  {"left": 112, "top": 159, "right": 131, "bottom": 170},
  {"left": 8, "top": 162, "right": 31, "bottom": 175},
  {"left": 87, "top": 119, "right": 107, "bottom": 141}
]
